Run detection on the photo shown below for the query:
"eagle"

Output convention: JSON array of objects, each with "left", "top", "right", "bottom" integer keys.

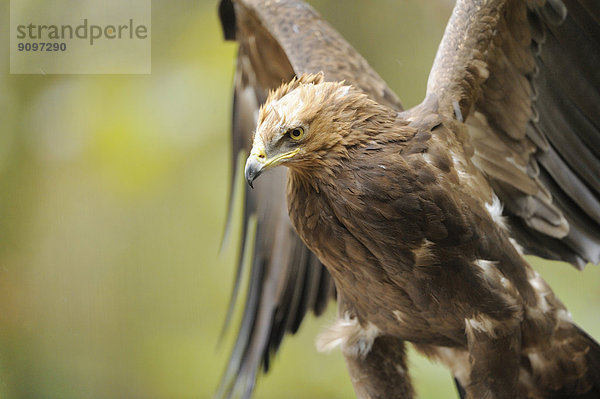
[{"left": 217, "top": 0, "right": 600, "bottom": 398}]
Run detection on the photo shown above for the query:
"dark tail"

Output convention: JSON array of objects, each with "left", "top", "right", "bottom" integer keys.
[{"left": 548, "top": 325, "right": 600, "bottom": 398}]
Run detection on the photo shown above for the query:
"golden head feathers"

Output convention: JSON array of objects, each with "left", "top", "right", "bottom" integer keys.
[{"left": 252, "top": 73, "right": 399, "bottom": 170}]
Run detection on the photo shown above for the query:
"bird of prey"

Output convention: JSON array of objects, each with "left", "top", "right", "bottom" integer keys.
[{"left": 218, "top": 0, "right": 600, "bottom": 398}]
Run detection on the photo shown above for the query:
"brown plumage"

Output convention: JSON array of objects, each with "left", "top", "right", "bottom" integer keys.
[{"left": 218, "top": 0, "right": 600, "bottom": 398}]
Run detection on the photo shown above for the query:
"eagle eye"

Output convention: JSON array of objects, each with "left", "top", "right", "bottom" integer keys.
[{"left": 287, "top": 127, "right": 305, "bottom": 141}]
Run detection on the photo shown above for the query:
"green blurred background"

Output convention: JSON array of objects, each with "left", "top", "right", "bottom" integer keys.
[{"left": 0, "top": 0, "right": 598, "bottom": 398}]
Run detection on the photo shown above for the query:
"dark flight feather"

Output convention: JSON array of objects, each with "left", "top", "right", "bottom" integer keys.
[{"left": 217, "top": 1, "right": 402, "bottom": 397}]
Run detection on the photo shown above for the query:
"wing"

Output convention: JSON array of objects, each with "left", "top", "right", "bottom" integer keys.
[
  {"left": 424, "top": 0, "right": 600, "bottom": 268},
  {"left": 217, "top": 1, "right": 403, "bottom": 397}
]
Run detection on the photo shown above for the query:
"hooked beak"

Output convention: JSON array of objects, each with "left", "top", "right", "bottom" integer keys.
[
  {"left": 244, "top": 154, "right": 264, "bottom": 189},
  {"left": 244, "top": 146, "right": 300, "bottom": 188}
]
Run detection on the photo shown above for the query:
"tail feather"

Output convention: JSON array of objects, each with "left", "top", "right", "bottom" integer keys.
[{"left": 547, "top": 325, "right": 600, "bottom": 398}]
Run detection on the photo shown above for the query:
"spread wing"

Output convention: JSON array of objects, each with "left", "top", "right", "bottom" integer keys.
[
  {"left": 217, "top": 1, "right": 403, "bottom": 397},
  {"left": 425, "top": 0, "right": 600, "bottom": 268}
]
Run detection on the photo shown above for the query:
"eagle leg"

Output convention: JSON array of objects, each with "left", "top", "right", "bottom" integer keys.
[
  {"left": 465, "top": 318, "right": 521, "bottom": 399},
  {"left": 344, "top": 335, "right": 414, "bottom": 399}
]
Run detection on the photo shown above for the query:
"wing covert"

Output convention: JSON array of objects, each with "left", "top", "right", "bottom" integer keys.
[{"left": 425, "top": 0, "right": 600, "bottom": 267}]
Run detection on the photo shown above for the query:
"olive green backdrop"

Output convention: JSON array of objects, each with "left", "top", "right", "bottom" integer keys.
[{"left": 0, "top": 1, "right": 598, "bottom": 398}]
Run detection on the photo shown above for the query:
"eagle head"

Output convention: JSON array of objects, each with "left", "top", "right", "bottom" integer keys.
[{"left": 244, "top": 73, "right": 364, "bottom": 188}]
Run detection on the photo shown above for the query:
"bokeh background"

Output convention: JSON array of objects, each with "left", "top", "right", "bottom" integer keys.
[{"left": 0, "top": 0, "right": 598, "bottom": 398}]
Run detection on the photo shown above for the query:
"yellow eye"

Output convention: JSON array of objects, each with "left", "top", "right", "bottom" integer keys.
[{"left": 288, "top": 127, "right": 305, "bottom": 141}]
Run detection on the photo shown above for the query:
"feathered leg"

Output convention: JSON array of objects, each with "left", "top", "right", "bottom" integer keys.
[
  {"left": 465, "top": 319, "right": 521, "bottom": 399},
  {"left": 344, "top": 335, "right": 413, "bottom": 399}
]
